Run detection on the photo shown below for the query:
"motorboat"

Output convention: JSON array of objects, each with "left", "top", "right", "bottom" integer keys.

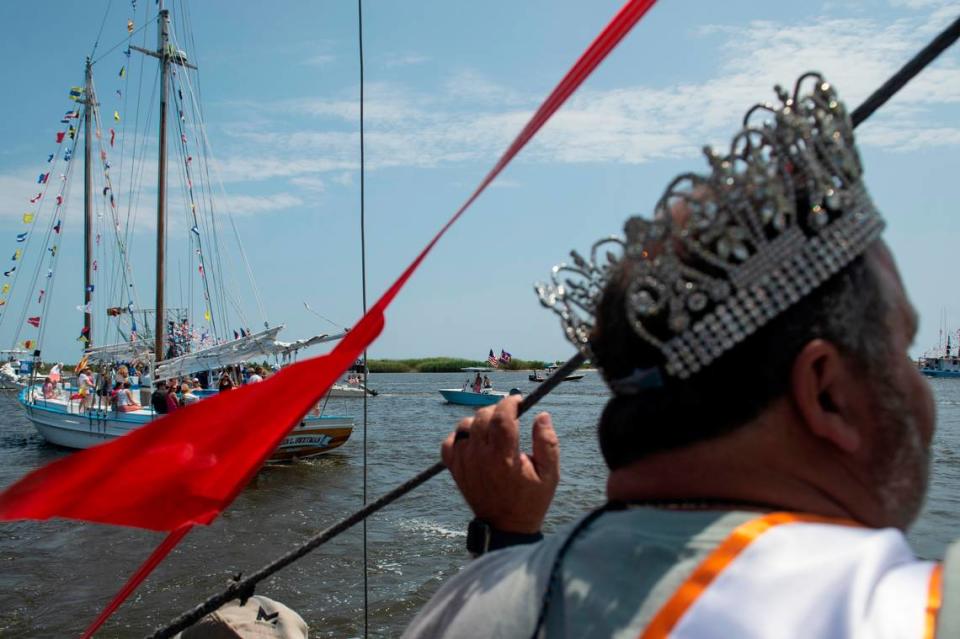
[
  {"left": 438, "top": 387, "right": 521, "bottom": 407},
  {"left": 528, "top": 368, "right": 585, "bottom": 382}
]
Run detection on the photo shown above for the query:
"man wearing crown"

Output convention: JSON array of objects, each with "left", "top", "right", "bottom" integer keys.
[{"left": 404, "top": 75, "right": 957, "bottom": 637}]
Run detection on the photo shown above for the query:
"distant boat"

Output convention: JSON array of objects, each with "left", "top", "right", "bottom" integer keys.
[
  {"left": 326, "top": 372, "right": 378, "bottom": 397},
  {"left": 528, "top": 369, "right": 584, "bottom": 382},
  {"left": 0, "top": 350, "right": 31, "bottom": 390},
  {"left": 461, "top": 366, "right": 496, "bottom": 372},
  {"left": 918, "top": 356, "right": 960, "bottom": 378},
  {"left": 438, "top": 387, "right": 520, "bottom": 406}
]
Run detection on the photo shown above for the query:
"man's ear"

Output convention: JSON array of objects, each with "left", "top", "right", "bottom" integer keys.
[{"left": 790, "top": 339, "right": 862, "bottom": 453}]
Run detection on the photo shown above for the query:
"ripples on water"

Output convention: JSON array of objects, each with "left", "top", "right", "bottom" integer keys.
[{"left": 0, "top": 372, "right": 956, "bottom": 636}]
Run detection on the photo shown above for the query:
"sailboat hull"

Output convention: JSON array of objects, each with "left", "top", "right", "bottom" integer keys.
[{"left": 19, "top": 386, "right": 353, "bottom": 461}]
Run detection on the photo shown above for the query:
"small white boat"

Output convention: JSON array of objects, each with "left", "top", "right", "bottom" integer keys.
[
  {"left": 325, "top": 373, "right": 377, "bottom": 398},
  {"left": 529, "top": 368, "right": 584, "bottom": 383}
]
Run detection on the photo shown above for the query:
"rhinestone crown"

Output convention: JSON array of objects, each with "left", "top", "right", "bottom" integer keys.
[{"left": 536, "top": 73, "right": 885, "bottom": 380}]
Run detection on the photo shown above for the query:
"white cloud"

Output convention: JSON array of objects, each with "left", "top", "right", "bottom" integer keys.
[
  {"left": 289, "top": 176, "right": 326, "bottom": 192},
  {"left": 332, "top": 172, "right": 354, "bottom": 187},
  {"left": 303, "top": 54, "right": 336, "bottom": 66},
  {"left": 213, "top": 5, "right": 959, "bottom": 181},
  {"left": 384, "top": 53, "right": 429, "bottom": 68},
  {"left": 217, "top": 193, "right": 303, "bottom": 215}
]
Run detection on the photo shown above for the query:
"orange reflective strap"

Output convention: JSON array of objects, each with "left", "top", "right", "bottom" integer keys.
[
  {"left": 925, "top": 563, "right": 943, "bottom": 639},
  {"left": 639, "top": 512, "right": 856, "bottom": 639}
]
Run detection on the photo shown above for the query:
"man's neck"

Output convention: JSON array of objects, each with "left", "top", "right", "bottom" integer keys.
[{"left": 604, "top": 411, "right": 881, "bottom": 525}]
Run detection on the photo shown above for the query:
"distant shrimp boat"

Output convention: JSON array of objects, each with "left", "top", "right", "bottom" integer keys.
[{"left": 918, "top": 356, "right": 960, "bottom": 378}]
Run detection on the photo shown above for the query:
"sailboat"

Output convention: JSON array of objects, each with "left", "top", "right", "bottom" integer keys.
[{"left": 11, "top": 3, "right": 355, "bottom": 461}]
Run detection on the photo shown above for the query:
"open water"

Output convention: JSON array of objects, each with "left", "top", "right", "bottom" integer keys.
[{"left": 0, "top": 372, "right": 958, "bottom": 637}]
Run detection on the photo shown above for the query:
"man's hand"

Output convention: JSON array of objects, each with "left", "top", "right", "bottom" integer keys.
[{"left": 441, "top": 395, "right": 559, "bottom": 534}]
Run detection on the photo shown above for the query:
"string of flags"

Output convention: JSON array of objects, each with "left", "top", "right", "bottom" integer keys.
[{"left": 1, "top": 88, "right": 79, "bottom": 332}]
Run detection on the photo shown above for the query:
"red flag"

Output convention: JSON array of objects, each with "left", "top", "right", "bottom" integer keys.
[
  {"left": 26, "top": 316, "right": 40, "bottom": 328},
  {"left": 0, "top": 0, "right": 659, "bottom": 631},
  {"left": 56, "top": 131, "right": 65, "bottom": 144}
]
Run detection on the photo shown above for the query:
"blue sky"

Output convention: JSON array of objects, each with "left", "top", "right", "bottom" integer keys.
[{"left": 0, "top": 0, "right": 957, "bottom": 362}]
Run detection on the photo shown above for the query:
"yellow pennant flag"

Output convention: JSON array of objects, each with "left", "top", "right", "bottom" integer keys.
[
  {"left": 204, "top": 309, "right": 211, "bottom": 321},
  {"left": 113, "top": 111, "right": 120, "bottom": 122},
  {"left": 22, "top": 213, "right": 34, "bottom": 224},
  {"left": 127, "top": 20, "right": 134, "bottom": 33},
  {"left": 1, "top": 284, "right": 9, "bottom": 294},
  {"left": 13, "top": 250, "right": 21, "bottom": 261}
]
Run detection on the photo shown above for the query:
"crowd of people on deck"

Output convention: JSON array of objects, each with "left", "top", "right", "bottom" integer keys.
[{"left": 33, "top": 362, "right": 272, "bottom": 415}]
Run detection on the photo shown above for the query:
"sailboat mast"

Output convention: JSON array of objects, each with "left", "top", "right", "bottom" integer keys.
[
  {"left": 155, "top": 5, "right": 170, "bottom": 362},
  {"left": 83, "top": 58, "right": 94, "bottom": 348}
]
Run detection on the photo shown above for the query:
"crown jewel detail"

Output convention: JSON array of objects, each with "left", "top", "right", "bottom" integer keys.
[{"left": 536, "top": 73, "right": 885, "bottom": 380}]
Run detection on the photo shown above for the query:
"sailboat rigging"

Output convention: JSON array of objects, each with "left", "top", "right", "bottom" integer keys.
[{"left": 8, "top": 1, "right": 357, "bottom": 461}]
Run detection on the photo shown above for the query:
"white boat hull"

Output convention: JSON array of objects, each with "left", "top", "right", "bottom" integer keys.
[
  {"left": 19, "top": 387, "right": 353, "bottom": 461},
  {"left": 326, "top": 383, "right": 376, "bottom": 398}
]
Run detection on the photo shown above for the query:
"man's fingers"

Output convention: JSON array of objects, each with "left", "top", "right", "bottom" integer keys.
[
  {"left": 442, "top": 417, "right": 473, "bottom": 468},
  {"left": 470, "top": 406, "right": 494, "bottom": 444},
  {"left": 531, "top": 411, "right": 559, "bottom": 484},
  {"left": 488, "top": 395, "right": 522, "bottom": 453},
  {"left": 441, "top": 431, "right": 455, "bottom": 468}
]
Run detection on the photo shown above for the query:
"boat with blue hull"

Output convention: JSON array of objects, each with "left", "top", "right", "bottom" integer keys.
[
  {"left": 919, "top": 356, "right": 960, "bottom": 378},
  {"left": 438, "top": 388, "right": 520, "bottom": 407}
]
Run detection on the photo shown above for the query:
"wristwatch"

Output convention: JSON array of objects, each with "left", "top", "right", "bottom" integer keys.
[{"left": 466, "top": 518, "right": 544, "bottom": 556}]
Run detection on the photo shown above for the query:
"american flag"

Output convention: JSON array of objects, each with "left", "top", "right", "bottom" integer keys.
[
  {"left": 487, "top": 349, "right": 500, "bottom": 368},
  {"left": 499, "top": 349, "right": 512, "bottom": 365}
]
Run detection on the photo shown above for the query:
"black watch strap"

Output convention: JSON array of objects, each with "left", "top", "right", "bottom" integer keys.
[{"left": 466, "top": 518, "right": 543, "bottom": 556}]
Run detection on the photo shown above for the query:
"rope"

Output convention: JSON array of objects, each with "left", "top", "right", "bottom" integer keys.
[
  {"left": 91, "top": 14, "right": 158, "bottom": 66},
  {"left": 147, "top": 11, "right": 959, "bottom": 639},
  {"left": 88, "top": 0, "right": 114, "bottom": 61},
  {"left": 357, "top": 1, "right": 370, "bottom": 636}
]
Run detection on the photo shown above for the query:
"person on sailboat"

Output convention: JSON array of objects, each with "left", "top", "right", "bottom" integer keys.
[
  {"left": 76, "top": 367, "right": 95, "bottom": 410},
  {"left": 409, "top": 76, "right": 955, "bottom": 637},
  {"left": 218, "top": 374, "right": 235, "bottom": 392},
  {"left": 180, "top": 382, "right": 200, "bottom": 405},
  {"left": 116, "top": 382, "right": 141, "bottom": 413},
  {"left": 246, "top": 367, "right": 264, "bottom": 384},
  {"left": 482, "top": 375, "right": 492, "bottom": 389},
  {"left": 41, "top": 376, "right": 56, "bottom": 400},
  {"left": 151, "top": 381, "right": 169, "bottom": 415},
  {"left": 165, "top": 382, "right": 181, "bottom": 413}
]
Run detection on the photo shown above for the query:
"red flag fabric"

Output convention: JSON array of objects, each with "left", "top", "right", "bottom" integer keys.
[
  {"left": 26, "top": 316, "right": 40, "bottom": 328},
  {"left": 0, "top": 0, "right": 659, "bottom": 631}
]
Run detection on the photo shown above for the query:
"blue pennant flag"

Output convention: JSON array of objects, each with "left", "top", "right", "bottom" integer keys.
[
  {"left": 85, "top": 284, "right": 95, "bottom": 293},
  {"left": 46, "top": 154, "right": 53, "bottom": 163},
  {"left": 190, "top": 225, "right": 200, "bottom": 236},
  {"left": 16, "top": 233, "right": 27, "bottom": 243}
]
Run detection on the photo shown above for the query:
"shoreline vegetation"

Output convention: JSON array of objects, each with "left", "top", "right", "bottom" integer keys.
[{"left": 366, "top": 357, "right": 590, "bottom": 373}]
